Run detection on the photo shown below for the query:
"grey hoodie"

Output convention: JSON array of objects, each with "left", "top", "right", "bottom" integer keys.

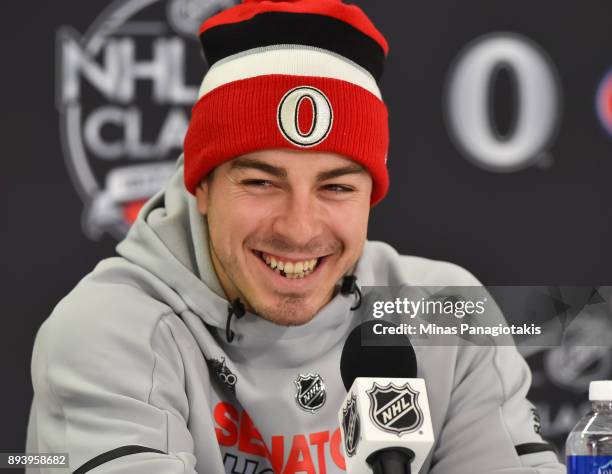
[{"left": 26, "top": 157, "right": 564, "bottom": 474}]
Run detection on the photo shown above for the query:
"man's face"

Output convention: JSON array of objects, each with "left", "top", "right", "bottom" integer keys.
[{"left": 196, "top": 149, "right": 372, "bottom": 326}]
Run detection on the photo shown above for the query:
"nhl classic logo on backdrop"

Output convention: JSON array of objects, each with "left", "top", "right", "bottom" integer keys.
[
  {"left": 56, "top": 0, "right": 238, "bottom": 240},
  {"left": 367, "top": 382, "right": 424, "bottom": 436}
]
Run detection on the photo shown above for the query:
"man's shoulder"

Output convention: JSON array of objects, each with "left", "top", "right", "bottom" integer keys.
[
  {"left": 31, "top": 256, "right": 189, "bottom": 401},
  {"left": 362, "top": 240, "right": 482, "bottom": 287},
  {"left": 29, "top": 257, "right": 193, "bottom": 437},
  {"left": 38, "top": 256, "right": 181, "bottom": 358}
]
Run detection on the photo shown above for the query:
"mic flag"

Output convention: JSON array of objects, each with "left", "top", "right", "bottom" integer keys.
[{"left": 338, "top": 377, "right": 434, "bottom": 474}]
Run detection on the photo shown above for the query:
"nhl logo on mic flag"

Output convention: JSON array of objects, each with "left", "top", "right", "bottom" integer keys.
[
  {"left": 342, "top": 393, "right": 361, "bottom": 457},
  {"left": 367, "top": 382, "right": 424, "bottom": 435},
  {"left": 338, "top": 377, "right": 434, "bottom": 474}
]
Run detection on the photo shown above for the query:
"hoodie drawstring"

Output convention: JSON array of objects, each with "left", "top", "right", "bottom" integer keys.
[
  {"left": 341, "top": 275, "right": 362, "bottom": 310},
  {"left": 226, "top": 298, "right": 246, "bottom": 343}
]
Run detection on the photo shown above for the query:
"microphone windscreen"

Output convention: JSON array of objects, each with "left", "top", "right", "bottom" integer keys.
[{"left": 340, "top": 320, "right": 417, "bottom": 391}]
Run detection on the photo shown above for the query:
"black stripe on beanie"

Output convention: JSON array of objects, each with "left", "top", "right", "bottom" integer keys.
[{"left": 200, "top": 12, "right": 386, "bottom": 80}]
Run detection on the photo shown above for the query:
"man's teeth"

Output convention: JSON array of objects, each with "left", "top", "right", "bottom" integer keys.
[{"left": 261, "top": 253, "right": 319, "bottom": 278}]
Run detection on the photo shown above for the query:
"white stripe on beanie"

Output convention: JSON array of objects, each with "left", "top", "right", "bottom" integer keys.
[{"left": 198, "top": 44, "right": 382, "bottom": 99}]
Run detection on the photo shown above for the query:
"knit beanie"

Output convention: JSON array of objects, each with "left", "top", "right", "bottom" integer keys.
[{"left": 183, "top": 0, "right": 390, "bottom": 205}]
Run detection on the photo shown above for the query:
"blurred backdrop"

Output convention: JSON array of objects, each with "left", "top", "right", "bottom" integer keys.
[{"left": 2, "top": 0, "right": 612, "bottom": 461}]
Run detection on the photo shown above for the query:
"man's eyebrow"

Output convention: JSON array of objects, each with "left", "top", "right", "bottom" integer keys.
[
  {"left": 230, "top": 157, "right": 288, "bottom": 178},
  {"left": 230, "top": 158, "right": 365, "bottom": 181},
  {"left": 316, "top": 164, "right": 366, "bottom": 182}
]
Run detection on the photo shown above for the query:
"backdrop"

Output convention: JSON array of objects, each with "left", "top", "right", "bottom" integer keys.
[{"left": 2, "top": 0, "right": 611, "bottom": 464}]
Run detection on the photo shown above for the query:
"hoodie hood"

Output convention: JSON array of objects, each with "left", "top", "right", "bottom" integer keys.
[{"left": 116, "top": 155, "right": 365, "bottom": 349}]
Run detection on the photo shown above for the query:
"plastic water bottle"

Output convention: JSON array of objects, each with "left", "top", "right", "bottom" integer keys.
[{"left": 566, "top": 381, "right": 612, "bottom": 473}]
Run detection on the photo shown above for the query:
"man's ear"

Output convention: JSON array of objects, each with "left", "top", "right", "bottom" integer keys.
[{"left": 195, "top": 180, "right": 209, "bottom": 215}]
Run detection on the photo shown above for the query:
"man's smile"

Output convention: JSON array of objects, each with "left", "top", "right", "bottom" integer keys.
[
  {"left": 259, "top": 250, "right": 321, "bottom": 277},
  {"left": 251, "top": 249, "right": 331, "bottom": 283}
]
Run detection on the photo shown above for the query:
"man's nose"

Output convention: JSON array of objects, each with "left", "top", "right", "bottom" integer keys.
[{"left": 271, "top": 189, "right": 324, "bottom": 247}]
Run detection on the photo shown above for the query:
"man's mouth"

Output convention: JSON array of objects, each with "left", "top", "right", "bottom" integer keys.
[{"left": 255, "top": 251, "right": 322, "bottom": 279}]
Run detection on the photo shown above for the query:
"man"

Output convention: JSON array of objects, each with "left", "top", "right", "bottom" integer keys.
[{"left": 27, "top": 1, "right": 565, "bottom": 473}]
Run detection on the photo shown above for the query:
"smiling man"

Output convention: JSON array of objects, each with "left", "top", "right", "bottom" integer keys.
[
  {"left": 198, "top": 150, "right": 372, "bottom": 326},
  {"left": 26, "top": 1, "right": 564, "bottom": 473}
]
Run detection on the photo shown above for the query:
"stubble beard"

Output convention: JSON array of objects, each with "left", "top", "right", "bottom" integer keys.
[
  {"left": 210, "top": 243, "right": 336, "bottom": 326},
  {"left": 251, "top": 296, "right": 318, "bottom": 326}
]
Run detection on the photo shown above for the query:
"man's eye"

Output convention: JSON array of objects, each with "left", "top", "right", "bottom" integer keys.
[
  {"left": 241, "top": 179, "right": 272, "bottom": 187},
  {"left": 323, "top": 184, "right": 354, "bottom": 193}
]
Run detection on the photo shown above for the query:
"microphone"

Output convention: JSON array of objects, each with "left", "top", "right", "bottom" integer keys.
[{"left": 338, "top": 321, "right": 434, "bottom": 474}]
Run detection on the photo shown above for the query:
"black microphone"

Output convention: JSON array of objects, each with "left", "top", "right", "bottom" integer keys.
[{"left": 338, "top": 321, "right": 434, "bottom": 474}]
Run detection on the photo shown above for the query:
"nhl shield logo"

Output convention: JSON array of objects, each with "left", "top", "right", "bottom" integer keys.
[
  {"left": 294, "top": 373, "right": 326, "bottom": 413},
  {"left": 367, "top": 382, "right": 423, "bottom": 436},
  {"left": 342, "top": 393, "right": 360, "bottom": 457}
]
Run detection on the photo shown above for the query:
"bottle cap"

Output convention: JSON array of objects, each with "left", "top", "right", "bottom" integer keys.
[{"left": 590, "top": 381, "right": 612, "bottom": 401}]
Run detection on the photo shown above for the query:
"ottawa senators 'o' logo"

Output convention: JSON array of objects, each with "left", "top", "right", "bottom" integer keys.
[{"left": 277, "top": 86, "right": 333, "bottom": 147}]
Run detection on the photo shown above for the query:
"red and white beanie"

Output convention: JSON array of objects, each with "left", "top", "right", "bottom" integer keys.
[{"left": 183, "top": 0, "right": 390, "bottom": 205}]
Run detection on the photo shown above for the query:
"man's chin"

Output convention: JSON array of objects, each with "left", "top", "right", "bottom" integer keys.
[
  {"left": 252, "top": 298, "right": 321, "bottom": 327},
  {"left": 242, "top": 277, "right": 339, "bottom": 326}
]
